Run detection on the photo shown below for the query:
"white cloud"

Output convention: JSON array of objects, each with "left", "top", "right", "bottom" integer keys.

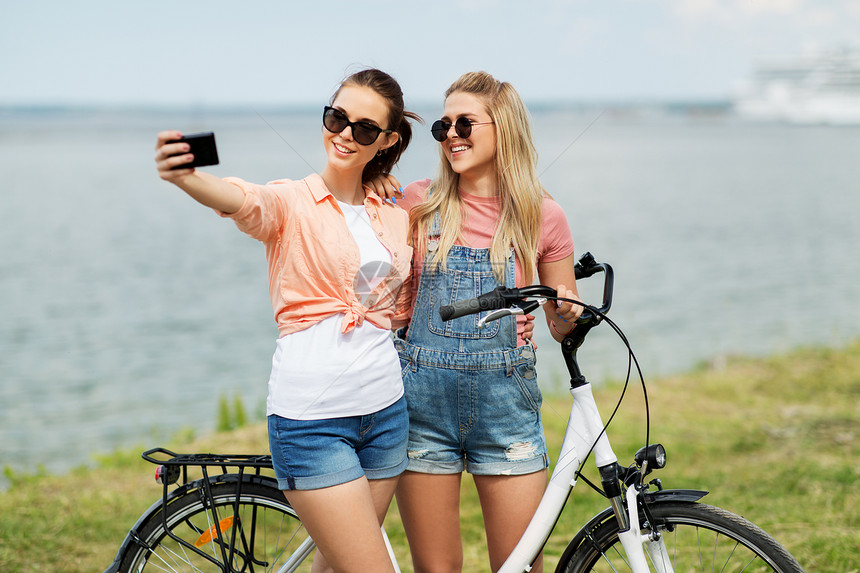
[
  {"left": 740, "top": 0, "right": 802, "bottom": 15},
  {"left": 804, "top": 8, "right": 839, "bottom": 26},
  {"left": 669, "top": 0, "right": 855, "bottom": 22},
  {"left": 846, "top": 0, "right": 860, "bottom": 18},
  {"left": 671, "top": 0, "right": 807, "bottom": 20}
]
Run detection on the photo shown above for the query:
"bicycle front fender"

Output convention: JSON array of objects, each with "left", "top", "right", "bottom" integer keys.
[
  {"left": 642, "top": 488, "right": 708, "bottom": 505},
  {"left": 553, "top": 488, "right": 709, "bottom": 572}
]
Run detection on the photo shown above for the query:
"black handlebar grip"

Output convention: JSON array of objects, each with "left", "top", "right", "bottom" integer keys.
[{"left": 439, "top": 288, "right": 507, "bottom": 321}]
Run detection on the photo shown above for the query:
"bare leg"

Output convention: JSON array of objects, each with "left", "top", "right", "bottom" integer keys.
[
  {"left": 396, "top": 471, "right": 464, "bottom": 573},
  {"left": 474, "top": 470, "right": 547, "bottom": 573},
  {"left": 285, "top": 476, "right": 397, "bottom": 573},
  {"left": 312, "top": 476, "right": 401, "bottom": 572}
]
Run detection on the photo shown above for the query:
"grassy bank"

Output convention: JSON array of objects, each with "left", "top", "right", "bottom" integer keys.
[{"left": 2, "top": 341, "right": 858, "bottom": 572}]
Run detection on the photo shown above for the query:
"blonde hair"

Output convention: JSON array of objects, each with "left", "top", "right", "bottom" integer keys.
[{"left": 411, "top": 71, "right": 544, "bottom": 284}]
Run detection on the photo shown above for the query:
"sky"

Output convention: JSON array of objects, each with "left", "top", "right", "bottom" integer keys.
[{"left": 2, "top": 0, "right": 859, "bottom": 108}]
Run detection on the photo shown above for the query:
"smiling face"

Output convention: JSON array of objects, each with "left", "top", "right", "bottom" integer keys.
[
  {"left": 322, "top": 85, "right": 398, "bottom": 177},
  {"left": 439, "top": 91, "right": 497, "bottom": 180}
]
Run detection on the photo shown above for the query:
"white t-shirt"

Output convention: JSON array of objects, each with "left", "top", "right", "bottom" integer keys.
[{"left": 266, "top": 200, "right": 404, "bottom": 420}]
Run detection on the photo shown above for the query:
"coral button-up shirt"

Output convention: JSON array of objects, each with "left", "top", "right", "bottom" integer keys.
[{"left": 220, "top": 173, "right": 412, "bottom": 337}]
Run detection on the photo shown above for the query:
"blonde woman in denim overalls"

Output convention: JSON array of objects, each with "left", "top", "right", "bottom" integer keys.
[{"left": 374, "top": 72, "right": 583, "bottom": 573}]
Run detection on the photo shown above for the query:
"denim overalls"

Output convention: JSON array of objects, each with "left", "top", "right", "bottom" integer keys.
[{"left": 394, "top": 213, "right": 548, "bottom": 475}]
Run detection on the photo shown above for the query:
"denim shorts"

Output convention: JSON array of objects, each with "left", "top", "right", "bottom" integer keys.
[
  {"left": 268, "top": 395, "right": 409, "bottom": 490},
  {"left": 397, "top": 340, "right": 549, "bottom": 476}
]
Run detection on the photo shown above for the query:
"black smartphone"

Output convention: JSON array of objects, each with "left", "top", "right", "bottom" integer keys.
[{"left": 169, "top": 131, "right": 219, "bottom": 169}]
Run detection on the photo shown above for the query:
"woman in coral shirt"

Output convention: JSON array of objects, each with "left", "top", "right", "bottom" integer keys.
[{"left": 154, "top": 68, "right": 419, "bottom": 573}]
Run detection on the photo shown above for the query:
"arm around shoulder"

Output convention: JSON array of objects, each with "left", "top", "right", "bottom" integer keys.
[{"left": 397, "top": 179, "right": 431, "bottom": 213}]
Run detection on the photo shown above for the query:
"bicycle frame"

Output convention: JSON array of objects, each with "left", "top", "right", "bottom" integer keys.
[{"left": 499, "top": 382, "right": 623, "bottom": 573}]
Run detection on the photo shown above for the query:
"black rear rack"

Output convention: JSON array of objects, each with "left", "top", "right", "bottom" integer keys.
[
  {"left": 141, "top": 447, "right": 274, "bottom": 489},
  {"left": 142, "top": 447, "right": 273, "bottom": 468},
  {"left": 119, "top": 449, "right": 281, "bottom": 571}
]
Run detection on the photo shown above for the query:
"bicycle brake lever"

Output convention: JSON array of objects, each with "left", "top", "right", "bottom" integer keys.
[
  {"left": 478, "top": 307, "right": 521, "bottom": 328},
  {"left": 477, "top": 299, "right": 545, "bottom": 329},
  {"left": 520, "top": 299, "right": 544, "bottom": 314}
]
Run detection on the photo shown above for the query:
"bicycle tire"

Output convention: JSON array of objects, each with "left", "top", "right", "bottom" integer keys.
[
  {"left": 557, "top": 501, "right": 804, "bottom": 573},
  {"left": 117, "top": 481, "right": 315, "bottom": 572}
]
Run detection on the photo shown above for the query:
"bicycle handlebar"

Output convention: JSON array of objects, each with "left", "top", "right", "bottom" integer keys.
[
  {"left": 438, "top": 288, "right": 509, "bottom": 321},
  {"left": 573, "top": 251, "right": 614, "bottom": 323},
  {"left": 438, "top": 252, "right": 614, "bottom": 327}
]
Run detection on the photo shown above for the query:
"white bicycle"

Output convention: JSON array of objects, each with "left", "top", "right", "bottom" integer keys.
[{"left": 105, "top": 253, "right": 805, "bottom": 573}]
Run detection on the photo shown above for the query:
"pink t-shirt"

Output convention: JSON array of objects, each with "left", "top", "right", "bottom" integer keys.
[{"left": 398, "top": 179, "right": 575, "bottom": 343}]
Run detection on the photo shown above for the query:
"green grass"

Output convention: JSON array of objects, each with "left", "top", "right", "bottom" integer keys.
[{"left": 2, "top": 341, "right": 858, "bottom": 572}]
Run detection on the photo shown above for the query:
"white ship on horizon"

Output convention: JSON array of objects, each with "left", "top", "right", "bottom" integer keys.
[{"left": 733, "top": 46, "right": 860, "bottom": 125}]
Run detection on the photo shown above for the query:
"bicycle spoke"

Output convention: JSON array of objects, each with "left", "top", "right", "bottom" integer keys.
[
  {"left": 696, "top": 526, "right": 703, "bottom": 572},
  {"left": 720, "top": 536, "right": 741, "bottom": 573},
  {"left": 144, "top": 542, "right": 203, "bottom": 573},
  {"left": 593, "top": 531, "right": 627, "bottom": 572}
]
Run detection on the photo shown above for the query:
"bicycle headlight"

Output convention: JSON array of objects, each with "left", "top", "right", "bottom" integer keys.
[{"left": 634, "top": 444, "right": 667, "bottom": 470}]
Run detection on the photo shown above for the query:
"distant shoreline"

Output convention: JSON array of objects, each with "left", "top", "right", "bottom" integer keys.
[{"left": 0, "top": 99, "right": 735, "bottom": 116}]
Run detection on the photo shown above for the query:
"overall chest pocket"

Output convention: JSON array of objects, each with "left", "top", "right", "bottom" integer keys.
[{"left": 426, "top": 266, "right": 502, "bottom": 339}]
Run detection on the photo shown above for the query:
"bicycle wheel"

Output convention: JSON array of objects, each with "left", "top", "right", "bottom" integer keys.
[
  {"left": 118, "top": 481, "right": 315, "bottom": 572},
  {"left": 558, "top": 501, "right": 804, "bottom": 573}
]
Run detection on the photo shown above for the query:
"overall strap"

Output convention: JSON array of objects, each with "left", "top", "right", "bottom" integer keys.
[
  {"left": 428, "top": 210, "right": 441, "bottom": 252},
  {"left": 505, "top": 246, "right": 516, "bottom": 288}
]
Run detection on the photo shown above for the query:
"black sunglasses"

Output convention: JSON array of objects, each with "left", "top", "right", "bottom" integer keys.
[
  {"left": 430, "top": 117, "right": 494, "bottom": 142},
  {"left": 323, "top": 106, "right": 392, "bottom": 146}
]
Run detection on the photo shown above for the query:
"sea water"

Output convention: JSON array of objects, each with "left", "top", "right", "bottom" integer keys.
[{"left": 1, "top": 105, "right": 858, "bottom": 480}]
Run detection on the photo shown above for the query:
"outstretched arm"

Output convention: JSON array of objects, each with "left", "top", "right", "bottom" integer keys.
[{"left": 155, "top": 130, "right": 244, "bottom": 214}]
